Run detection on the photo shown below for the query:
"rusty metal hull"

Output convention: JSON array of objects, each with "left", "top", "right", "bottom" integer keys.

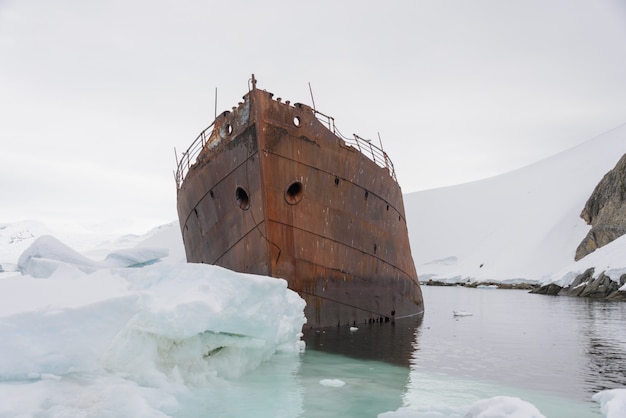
[{"left": 176, "top": 80, "right": 424, "bottom": 329}]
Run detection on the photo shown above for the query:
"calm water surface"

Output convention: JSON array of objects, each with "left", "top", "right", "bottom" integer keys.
[
  {"left": 301, "top": 286, "right": 626, "bottom": 417},
  {"left": 178, "top": 286, "right": 626, "bottom": 417},
  {"left": 415, "top": 286, "right": 626, "bottom": 398}
]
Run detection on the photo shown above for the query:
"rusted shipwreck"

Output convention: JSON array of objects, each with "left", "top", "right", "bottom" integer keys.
[{"left": 175, "top": 76, "right": 423, "bottom": 329}]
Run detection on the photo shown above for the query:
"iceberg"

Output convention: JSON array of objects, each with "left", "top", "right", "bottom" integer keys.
[
  {"left": 1, "top": 234, "right": 306, "bottom": 415},
  {"left": 17, "top": 234, "right": 102, "bottom": 278},
  {"left": 17, "top": 235, "right": 172, "bottom": 278}
]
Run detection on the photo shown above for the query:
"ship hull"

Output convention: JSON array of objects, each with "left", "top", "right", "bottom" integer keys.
[{"left": 177, "top": 82, "right": 423, "bottom": 329}]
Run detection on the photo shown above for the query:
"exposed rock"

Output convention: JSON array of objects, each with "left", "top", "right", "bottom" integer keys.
[
  {"left": 576, "top": 272, "right": 618, "bottom": 298},
  {"left": 530, "top": 283, "right": 563, "bottom": 296},
  {"left": 424, "top": 279, "right": 457, "bottom": 287},
  {"left": 608, "top": 275, "right": 626, "bottom": 301},
  {"left": 576, "top": 153, "right": 626, "bottom": 260},
  {"left": 424, "top": 279, "right": 539, "bottom": 290},
  {"left": 532, "top": 268, "right": 626, "bottom": 300},
  {"left": 560, "top": 268, "right": 596, "bottom": 297}
]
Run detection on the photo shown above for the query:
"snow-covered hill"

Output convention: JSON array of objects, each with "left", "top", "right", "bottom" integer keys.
[{"left": 405, "top": 123, "right": 626, "bottom": 287}]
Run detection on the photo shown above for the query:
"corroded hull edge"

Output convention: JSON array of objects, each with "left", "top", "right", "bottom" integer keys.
[{"left": 176, "top": 79, "right": 424, "bottom": 328}]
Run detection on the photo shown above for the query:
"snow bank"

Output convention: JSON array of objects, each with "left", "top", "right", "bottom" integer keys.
[
  {"left": 379, "top": 396, "right": 545, "bottom": 418},
  {"left": 0, "top": 270, "right": 138, "bottom": 379},
  {"left": 1, "top": 235, "right": 306, "bottom": 388},
  {"left": 377, "top": 391, "right": 626, "bottom": 418},
  {"left": 593, "top": 389, "right": 626, "bottom": 418},
  {"left": 544, "top": 233, "right": 626, "bottom": 287},
  {"left": 464, "top": 396, "right": 546, "bottom": 418},
  {"left": 0, "top": 373, "right": 180, "bottom": 418}
]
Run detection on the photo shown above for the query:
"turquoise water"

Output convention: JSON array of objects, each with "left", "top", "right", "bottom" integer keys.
[{"left": 176, "top": 286, "right": 625, "bottom": 417}]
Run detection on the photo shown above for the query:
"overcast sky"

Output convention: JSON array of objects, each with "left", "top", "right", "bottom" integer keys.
[{"left": 2, "top": 0, "right": 626, "bottom": 233}]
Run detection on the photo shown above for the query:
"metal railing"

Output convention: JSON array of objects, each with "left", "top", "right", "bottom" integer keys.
[
  {"left": 175, "top": 108, "right": 398, "bottom": 188},
  {"left": 313, "top": 110, "right": 397, "bottom": 182},
  {"left": 175, "top": 121, "right": 215, "bottom": 188},
  {"left": 346, "top": 134, "right": 397, "bottom": 182}
]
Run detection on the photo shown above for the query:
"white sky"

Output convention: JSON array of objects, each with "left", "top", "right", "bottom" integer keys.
[{"left": 2, "top": 0, "right": 626, "bottom": 233}]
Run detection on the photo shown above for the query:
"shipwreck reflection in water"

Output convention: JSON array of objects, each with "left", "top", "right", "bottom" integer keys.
[
  {"left": 299, "top": 317, "right": 422, "bottom": 418},
  {"left": 302, "top": 316, "right": 423, "bottom": 368},
  {"left": 302, "top": 286, "right": 626, "bottom": 407}
]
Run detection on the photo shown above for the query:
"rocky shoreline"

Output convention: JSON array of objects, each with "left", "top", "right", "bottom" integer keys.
[
  {"left": 423, "top": 280, "right": 539, "bottom": 290},
  {"left": 530, "top": 268, "right": 626, "bottom": 301},
  {"left": 424, "top": 271, "right": 626, "bottom": 301}
]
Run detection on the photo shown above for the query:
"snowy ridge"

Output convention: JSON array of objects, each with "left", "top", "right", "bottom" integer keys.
[{"left": 406, "top": 123, "right": 626, "bottom": 287}]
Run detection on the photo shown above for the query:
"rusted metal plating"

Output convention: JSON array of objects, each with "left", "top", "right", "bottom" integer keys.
[{"left": 176, "top": 76, "right": 423, "bottom": 328}]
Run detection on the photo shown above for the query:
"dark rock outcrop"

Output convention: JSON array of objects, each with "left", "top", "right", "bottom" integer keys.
[
  {"left": 575, "top": 154, "right": 626, "bottom": 260},
  {"left": 531, "top": 268, "right": 626, "bottom": 300},
  {"left": 531, "top": 282, "right": 563, "bottom": 296}
]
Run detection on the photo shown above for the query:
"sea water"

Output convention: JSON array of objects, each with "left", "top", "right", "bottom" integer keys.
[
  {"left": 3, "top": 284, "right": 623, "bottom": 417},
  {"left": 176, "top": 286, "right": 625, "bottom": 417}
]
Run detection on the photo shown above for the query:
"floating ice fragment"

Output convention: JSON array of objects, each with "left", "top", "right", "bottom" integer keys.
[
  {"left": 319, "top": 379, "right": 346, "bottom": 388},
  {"left": 593, "top": 388, "right": 626, "bottom": 418},
  {"left": 453, "top": 311, "right": 473, "bottom": 317},
  {"left": 465, "top": 396, "right": 546, "bottom": 418}
]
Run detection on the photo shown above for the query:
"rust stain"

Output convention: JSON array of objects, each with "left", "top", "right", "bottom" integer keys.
[{"left": 176, "top": 76, "right": 423, "bottom": 329}]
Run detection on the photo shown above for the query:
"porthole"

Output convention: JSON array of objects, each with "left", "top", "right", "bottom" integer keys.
[
  {"left": 235, "top": 186, "right": 250, "bottom": 210},
  {"left": 285, "top": 181, "right": 304, "bottom": 205},
  {"left": 224, "top": 123, "right": 233, "bottom": 136},
  {"left": 293, "top": 116, "right": 301, "bottom": 127}
]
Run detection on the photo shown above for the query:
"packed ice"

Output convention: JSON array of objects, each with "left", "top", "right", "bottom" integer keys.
[{"left": 1, "top": 233, "right": 306, "bottom": 416}]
